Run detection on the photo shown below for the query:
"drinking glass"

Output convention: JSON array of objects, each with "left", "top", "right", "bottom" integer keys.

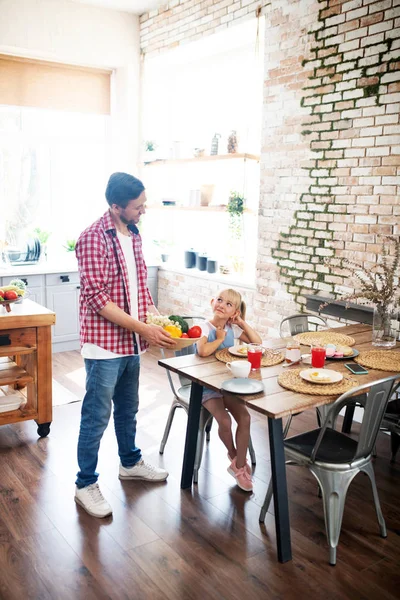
[
  {"left": 247, "top": 343, "right": 263, "bottom": 370},
  {"left": 311, "top": 343, "right": 326, "bottom": 368}
]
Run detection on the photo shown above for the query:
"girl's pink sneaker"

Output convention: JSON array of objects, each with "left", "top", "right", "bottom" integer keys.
[
  {"left": 227, "top": 454, "right": 251, "bottom": 476},
  {"left": 227, "top": 457, "right": 253, "bottom": 492}
]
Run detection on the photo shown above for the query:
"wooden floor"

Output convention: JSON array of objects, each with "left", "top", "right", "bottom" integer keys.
[{"left": 0, "top": 349, "right": 399, "bottom": 599}]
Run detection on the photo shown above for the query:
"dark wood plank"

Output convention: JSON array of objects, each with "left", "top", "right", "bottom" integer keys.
[{"left": 0, "top": 346, "right": 398, "bottom": 599}]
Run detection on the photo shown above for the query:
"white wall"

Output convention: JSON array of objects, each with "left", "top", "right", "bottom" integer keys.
[{"left": 0, "top": 0, "right": 141, "bottom": 171}]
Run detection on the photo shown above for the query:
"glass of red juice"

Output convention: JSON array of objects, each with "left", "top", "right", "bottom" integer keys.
[
  {"left": 311, "top": 343, "right": 326, "bottom": 368},
  {"left": 247, "top": 343, "right": 263, "bottom": 370}
]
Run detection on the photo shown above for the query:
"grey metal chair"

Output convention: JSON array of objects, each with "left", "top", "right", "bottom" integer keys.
[
  {"left": 279, "top": 313, "right": 328, "bottom": 338},
  {"left": 259, "top": 374, "right": 400, "bottom": 565},
  {"left": 381, "top": 394, "right": 400, "bottom": 463},
  {"left": 279, "top": 313, "right": 328, "bottom": 437},
  {"left": 159, "top": 317, "right": 256, "bottom": 483}
]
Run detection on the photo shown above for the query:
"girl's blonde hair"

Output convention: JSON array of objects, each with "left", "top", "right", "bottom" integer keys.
[{"left": 218, "top": 288, "right": 246, "bottom": 320}]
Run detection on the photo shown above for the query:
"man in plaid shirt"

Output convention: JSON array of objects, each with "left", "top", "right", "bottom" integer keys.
[{"left": 74, "top": 172, "right": 176, "bottom": 518}]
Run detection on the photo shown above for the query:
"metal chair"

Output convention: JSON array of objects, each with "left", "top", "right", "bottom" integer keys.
[
  {"left": 279, "top": 313, "right": 328, "bottom": 437},
  {"left": 381, "top": 393, "right": 400, "bottom": 463},
  {"left": 159, "top": 317, "right": 256, "bottom": 483},
  {"left": 279, "top": 313, "right": 328, "bottom": 338},
  {"left": 259, "top": 374, "right": 400, "bottom": 565}
]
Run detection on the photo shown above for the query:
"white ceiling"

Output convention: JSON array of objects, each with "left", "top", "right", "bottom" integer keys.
[{"left": 68, "top": 0, "right": 162, "bottom": 15}]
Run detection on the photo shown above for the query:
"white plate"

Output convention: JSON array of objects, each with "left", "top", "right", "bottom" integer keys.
[
  {"left": 221, "top": 378, "right": 264, "bottom": 394},
  {"left": 300, "top": 368, "right": 343, "bottom": 384},
  {"left": 326, "top": 349, "right": 360, "bottom": 360},
  {"left": 0, "top": 395, "right": 23, "bottom": 413},
  {"left": 228, "top": 345, "right": 266, "bottom": 357}
]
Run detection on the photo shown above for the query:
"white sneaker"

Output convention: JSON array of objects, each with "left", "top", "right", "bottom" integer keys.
[
  {"left": 74, "top": 483, "right": 112, "bottom": 518},
  {"left": 119, "top": 459, "right": 168, "bottom": 481}
]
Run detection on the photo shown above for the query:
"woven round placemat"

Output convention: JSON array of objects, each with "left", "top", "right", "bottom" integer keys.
[
  {"left": 355, "top": 350, "right": 400, "bottom": 372},
  {"left": 293, "top": 331, "right": 355, "bottom": 347},
  {"left": 278, "top": 368, "right": 356, "bottom": 396},
  {"left": 215, "top": 347, "right": 285, "bottom": 367}
]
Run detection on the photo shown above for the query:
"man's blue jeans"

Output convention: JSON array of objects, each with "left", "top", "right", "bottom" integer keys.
[{"left": 76, "top": 355, "right": 142, "bottom": 489}]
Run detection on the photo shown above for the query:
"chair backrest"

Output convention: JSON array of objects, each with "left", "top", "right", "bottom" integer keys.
[
  {"left": 381, "top": 388, "right": 400, "bottom": 432},
  {"left": 279, "top": 313, "right": 327, "bottom": 337},
  {"left": 311, "top": 374, "right": 400, "bottom": 463},
  {"left": 161, "top": 316, "right": 205, "bottom": 395}
]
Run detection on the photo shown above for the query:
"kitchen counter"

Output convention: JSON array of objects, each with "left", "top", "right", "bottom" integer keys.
[
  {"left": 0, "top": 260, "right": 159, "bottom": 278},
  {"left": 158, "top": 263, "right": 256, "bottom": 289},
  {"left": 0, "top": 260, "right": 79, "bottom": 277}
]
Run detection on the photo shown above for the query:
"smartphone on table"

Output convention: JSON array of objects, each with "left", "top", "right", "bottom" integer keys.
[{"left": 345, "top": 362, "right": 368, "bottom": 375}]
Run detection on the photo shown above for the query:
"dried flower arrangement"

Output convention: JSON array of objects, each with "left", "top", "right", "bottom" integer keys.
[{"left": 321, "top": 236, "right": 400, "bottom": 310}]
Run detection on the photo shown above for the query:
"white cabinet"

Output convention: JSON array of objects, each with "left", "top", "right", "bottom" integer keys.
[{"left": 45, "top": 272, "right": 80, "bottom": 352}]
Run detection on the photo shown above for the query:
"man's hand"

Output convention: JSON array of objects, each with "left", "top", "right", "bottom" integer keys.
[{"left": 141, "top": 323, "right": 177, "bottom": 348}]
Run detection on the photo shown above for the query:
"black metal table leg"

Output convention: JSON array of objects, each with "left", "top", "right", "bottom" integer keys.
[
  {"left": 180, "top": 382, "right": 203, "bottom": 489},
  {"left": 268, "top": 417, "right": 292, "bottom": 563},
  {"left": 342, "top": 403, "right": 356, "bottom": 433}
]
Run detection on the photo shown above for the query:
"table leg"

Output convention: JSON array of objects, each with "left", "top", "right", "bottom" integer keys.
[
  {"left": 268, "top": 417, "right": 292, "bottom": 563},
  {"left": 180, "top": 382, "right": 203, "bottom": 489},
  {"left": 341, "top": 403, "right": 355, "bottom": 433}
]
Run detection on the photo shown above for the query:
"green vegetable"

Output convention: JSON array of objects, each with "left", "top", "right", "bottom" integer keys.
[
  {"left": 169, "top": 315, "right": 189, "bottom": 333},
  {"left": 9, "top": 278, "right": 27, "bottom": 291}
]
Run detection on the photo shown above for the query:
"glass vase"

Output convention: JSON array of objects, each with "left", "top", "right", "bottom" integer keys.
[{"left": 372, "top": 302, "right": 397, "bottom": 347}]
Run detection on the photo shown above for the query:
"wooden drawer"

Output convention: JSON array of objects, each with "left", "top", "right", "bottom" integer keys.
[
  {"left": 2, "top": 274, "right": 44, "bottom": 288},
  {"left": 0, "top": 328, "right": 37, "bottom": 355},
  {"left": 45, "top": 272, "right": 80, "bottom": 286}
]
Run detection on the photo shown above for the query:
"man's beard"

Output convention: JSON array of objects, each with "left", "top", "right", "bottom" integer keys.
[{"left": 120, "top": 213, "right": 138, "bottom": 226}]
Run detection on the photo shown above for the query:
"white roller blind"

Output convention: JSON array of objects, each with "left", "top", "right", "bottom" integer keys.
[{"left": 0, "top": 55, "right": 111, "bottom": 114}]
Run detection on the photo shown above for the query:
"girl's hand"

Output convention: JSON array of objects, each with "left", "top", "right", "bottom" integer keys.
[
  {"left": 215, "top": 326, "right": 226, "bottom": 341},
  {"left": 230, "top": 313, "right": 245, "bottom": 328}
]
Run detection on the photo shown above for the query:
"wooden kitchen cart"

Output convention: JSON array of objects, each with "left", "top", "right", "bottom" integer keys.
[{"left": 0, "top": 299, "right": 56, "bottom": 436}]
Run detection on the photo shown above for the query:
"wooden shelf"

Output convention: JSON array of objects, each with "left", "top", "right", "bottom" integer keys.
[
  {"left": 0, "top": 406, "right": 38, "bottom": 424},
  {"left": 0, "top": 347, "right": 36, "bottom": 358},
  {"left": 143, "top": 153, "right": 260, "bottom": 166},
  {"left": 146, "top": 205, "right": 254, "bottom": 213},
  {"left": 0, "top": 360, "right": 34, "bottom": 387}
]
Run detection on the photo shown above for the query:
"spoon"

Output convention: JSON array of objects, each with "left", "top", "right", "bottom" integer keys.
[{"left": 282, "top": 359, "right": 302, "bottom": 368}]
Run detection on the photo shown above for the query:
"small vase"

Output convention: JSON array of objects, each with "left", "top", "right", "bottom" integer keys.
[{"left": 372, "top": 302, "right": 397, "bottom": 347}]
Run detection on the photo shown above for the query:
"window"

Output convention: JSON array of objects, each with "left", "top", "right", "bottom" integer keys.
[
  {"left": 0, "top": 105, "right": 111, "bottom": 257},
  {"left": 140, "top": 19, "right": 264, "bottom": 279},
  {"left": 0, "top": 56, "right": 111, "bottom": 258}
]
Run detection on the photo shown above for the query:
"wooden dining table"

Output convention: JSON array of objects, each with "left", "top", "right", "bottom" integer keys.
[{"left": 158, "top": 323, "right": 400, "bottom": 563}]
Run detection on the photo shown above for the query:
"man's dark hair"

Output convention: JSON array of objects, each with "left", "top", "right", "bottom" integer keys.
[{"left": 105, "top": 172, "right": 145, "bottom": 208}]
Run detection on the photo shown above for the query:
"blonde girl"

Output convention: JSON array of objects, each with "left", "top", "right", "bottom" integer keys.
[{"left": 196, "top": 289, "right": 261, "bottom": 491}]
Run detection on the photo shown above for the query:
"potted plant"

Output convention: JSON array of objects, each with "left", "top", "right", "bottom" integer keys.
[
  {"left": 144, "top": 140, "right": 157, "bottom": 163},
  {"left": 325, "top": 236, "right": 400, "bottom": 347},
  {"left": 33, "top": 227, "right": 51, "bottom": 260},
  {"left": 63, "top": 239, "right": 77, "bottom": 252},
  {"left": 226, "top": 191, "right": 245, "bottom": 273},
  {"left": 153, "top": 239, "right": 173, "bottom": 263}
]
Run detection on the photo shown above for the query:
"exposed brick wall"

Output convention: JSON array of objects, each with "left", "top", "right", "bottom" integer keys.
[
  {"left": 140, "top": 0, "right": 400, "bottom": 337},
  {"left": 140, "top": 0, "right": 271, "bottom": 56},
  {"left": 268, "top": 0, "right": 400, "bottom": 314},
  {"left": 157, "top": 268, "right": 257, "bottom": 324}
]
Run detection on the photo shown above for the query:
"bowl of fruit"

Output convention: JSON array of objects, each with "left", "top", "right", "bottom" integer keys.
[
  {"left": 0, "top": 279, "right": 28, "bottom": 312},
  {"left": 146, "top": 313, "right": 203, "bottom": 349}
]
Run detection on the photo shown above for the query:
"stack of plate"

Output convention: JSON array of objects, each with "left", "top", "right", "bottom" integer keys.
[
  {"left": 6, "top": 236, "right": 41, "bottom": 265},
  {"left": 0, "top": 395, "right": 24, "bottom": 413}
]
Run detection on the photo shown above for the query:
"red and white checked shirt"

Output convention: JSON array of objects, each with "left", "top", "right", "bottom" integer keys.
[{"left": 76, "top": 210, "right": 153, "bottom": 354}]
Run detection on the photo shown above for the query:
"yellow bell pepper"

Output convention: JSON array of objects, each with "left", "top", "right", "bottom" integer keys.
[{"left": 163, "top": 324, "right": 182, "bottom": 338}]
